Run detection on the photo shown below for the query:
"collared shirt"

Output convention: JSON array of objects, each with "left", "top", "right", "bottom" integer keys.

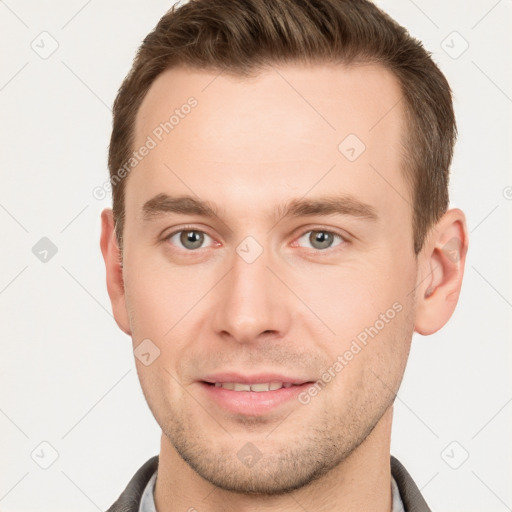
[
  {"left": 139, "top": 470, "right": 157, "bottom": 512},
  {"left": 138, "top": 470, "right": 406, "bottom": 512}
]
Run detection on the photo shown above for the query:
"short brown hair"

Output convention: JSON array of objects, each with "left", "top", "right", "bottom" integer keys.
[{"left": 108, "top": 0, "right": 456, "bottom": 255}]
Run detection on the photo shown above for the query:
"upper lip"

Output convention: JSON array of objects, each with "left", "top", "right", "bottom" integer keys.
[{"left": 200, "top": 373, "right": 313, "bottom": 385}]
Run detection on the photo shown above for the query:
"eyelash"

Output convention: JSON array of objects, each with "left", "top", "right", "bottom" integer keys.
[{"left": 162, "top": 225, "right": 348, "bottom": 254}]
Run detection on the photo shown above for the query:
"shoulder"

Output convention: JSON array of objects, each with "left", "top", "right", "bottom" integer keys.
[
  {"left": 391, "top": 456, "right": 432, "bottom": 512},
  {"left": 105, "top": 455, "right": 159, "bottom": 512}
]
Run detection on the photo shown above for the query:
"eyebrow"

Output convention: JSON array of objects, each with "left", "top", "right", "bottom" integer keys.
[{"left": 141, "top": 193, "right": 378, "bottom": 223}]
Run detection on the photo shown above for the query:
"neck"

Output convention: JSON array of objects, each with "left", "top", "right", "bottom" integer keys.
[{"left": 154, "top": 407, "right": 394, "bottom": 512}]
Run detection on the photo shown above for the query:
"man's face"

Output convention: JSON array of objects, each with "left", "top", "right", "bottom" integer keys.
[{"left": 120, "top": 63, "right": 419, "bottom": 493}]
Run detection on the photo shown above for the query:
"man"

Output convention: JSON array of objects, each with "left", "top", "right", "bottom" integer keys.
[{"left": 100, "top": 0, "right": 468, "bottom": 510}]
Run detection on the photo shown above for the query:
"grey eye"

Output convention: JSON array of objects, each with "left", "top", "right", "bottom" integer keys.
[
  {"left": 168, "top": 230, "right": 212, "bottom": 250},
  {"left": 297, "top": 230, "right": 343, "bottom": 250}
]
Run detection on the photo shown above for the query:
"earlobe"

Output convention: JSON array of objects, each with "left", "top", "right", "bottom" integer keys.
[
  {"left": 100, "top": 208, "right": 132, "bottom": 336},
  {"left": 414, "top": 208, "right": 468, "bottom": 336}
]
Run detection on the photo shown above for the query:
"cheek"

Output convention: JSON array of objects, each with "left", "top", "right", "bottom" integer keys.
[
  {"left": 297, "top": 254, "right": 416, "bottom": 339},
  {"left": 309, "top": 254, "right": 417, "bottom": 394},
  {"left": 126, "top": 269, "right": 191, "bottom": 417},
  {"left": 320, "top": 291, "right": 415, "bottom": 414},
  {"left": 123, "top": 252, "right": 202, "bottom": 339},
  {"left": 124, "top": 259, "right": 210, "bottom": 392}
]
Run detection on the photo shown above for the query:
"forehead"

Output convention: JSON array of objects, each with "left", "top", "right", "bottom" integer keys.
[
  {"left": 135, "top": 62, "right": 404, "bottom": 150},
  {"left": 128, "top": 62, "right": 408, "bottom": 224}
]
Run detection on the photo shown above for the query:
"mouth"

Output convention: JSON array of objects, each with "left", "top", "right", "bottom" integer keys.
[
  {"left": 203, "top": 381, "right": 304, "bottom": 391},
  {"left": 198, "top": 378, "right": 315, "bottom": 416}
]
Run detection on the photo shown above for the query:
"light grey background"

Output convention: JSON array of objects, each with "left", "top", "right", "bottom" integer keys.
[{"left": 0, "top": 1, "right": 511, "bottom": 511}]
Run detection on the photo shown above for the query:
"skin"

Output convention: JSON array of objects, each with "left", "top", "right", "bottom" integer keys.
[{"left": 100, "top": 62, "right": 468, "bottom": 512}]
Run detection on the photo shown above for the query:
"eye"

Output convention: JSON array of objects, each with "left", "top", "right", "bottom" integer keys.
[
  {"left": 166, "top": 229, "right": 214, "bottom": 250},
  {"left": 296, "top": 230, "right": 345, "bottom": 250}
]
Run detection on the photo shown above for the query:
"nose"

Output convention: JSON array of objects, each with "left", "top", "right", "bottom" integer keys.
[{"left": 211, "top": 246, "right": 292, "bottom": 345}]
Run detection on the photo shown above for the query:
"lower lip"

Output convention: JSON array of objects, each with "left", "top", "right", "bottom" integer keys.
[{"left": 199, "top": 382, "right": 313, "bottom": 416}]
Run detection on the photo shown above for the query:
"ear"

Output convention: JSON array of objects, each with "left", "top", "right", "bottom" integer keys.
[
  {"left": 414, "top": 208, "right": 468, "bottom": 335},
  {"left": 100, "top": 208, "right": 132, "bottom": 335}
]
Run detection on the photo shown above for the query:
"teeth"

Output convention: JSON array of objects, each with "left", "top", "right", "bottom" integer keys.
[
  {"left": 248, "top": 383, "right": 269, "bottom": 392},
  {"left": 212, "top": 382, "right": 297, "bottom": 391},
  {"left": 234, "top": 383, "right": 251, "bottom": 391}
]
